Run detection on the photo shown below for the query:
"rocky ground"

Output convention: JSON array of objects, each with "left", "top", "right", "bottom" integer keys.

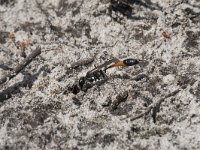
[{"left": 0, "top": 0, "right": 200, "bottom": 149}]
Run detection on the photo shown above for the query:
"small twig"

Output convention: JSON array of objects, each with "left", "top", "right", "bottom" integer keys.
[
  {"left": 69, "top": 57, "right": 95, "bottom": 69},
  {"left": 130, "top": 89, "right": 180, "bottom": 121},
  {"left": 57, "top": 57, "right": 95, "bottom": 82},
  {"left": 111, "top": 91, "right": 128, "bottom": 110},
  {"left": 35, "top": 0, "right": 52, "bottom": 26},
  {"left": 130, "top": 105, "right": 153, "bottom": 121},
  {"left": 0, "top": 64, "right": 13, "bottom": 71},
  {"left": 0, "top": 46, "right": 41, "bottom": 85}
]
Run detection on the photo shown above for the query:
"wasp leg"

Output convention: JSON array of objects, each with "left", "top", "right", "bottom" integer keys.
[
  {"left": 100, "top": 70, "right": 108, "bottom": 80},
  {"left": 81, "top": 80, "right": 93, "bottom": 92},
  {"left": 79, "top": 77, "right": 86, "bottom": 90},
  {"left": 68, "top": 84, "right": 80, "bottom": 94}
]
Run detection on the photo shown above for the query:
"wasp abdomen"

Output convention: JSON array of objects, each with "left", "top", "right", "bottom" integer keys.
[{"left": 123, "top": 59, "right": 139, "bottom": 66}]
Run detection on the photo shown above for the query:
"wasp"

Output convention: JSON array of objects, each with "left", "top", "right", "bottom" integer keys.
[{"left": 68, "top": 58, "right": 139, "bottom": 94}]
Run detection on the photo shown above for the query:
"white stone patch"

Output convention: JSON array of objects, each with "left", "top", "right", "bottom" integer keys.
[{"left": 163, "top": 74, "right": 176, "bottom": 84}]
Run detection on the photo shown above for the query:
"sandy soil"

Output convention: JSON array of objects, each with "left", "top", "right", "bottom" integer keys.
[{"left": 0, "top": 0, "right": 200, "bottom": 149}]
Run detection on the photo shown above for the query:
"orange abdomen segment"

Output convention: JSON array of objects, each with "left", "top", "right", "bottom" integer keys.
[{"left": 110, "top": 61, "right": 127, "bottom": 67}]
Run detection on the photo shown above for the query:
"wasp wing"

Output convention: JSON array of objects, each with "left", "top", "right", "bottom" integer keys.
[{"left": 87, "top": 58, "right": 120, "bottom": 74}]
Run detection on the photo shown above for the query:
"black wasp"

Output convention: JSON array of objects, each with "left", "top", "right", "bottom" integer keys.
[{"left": 68, "top": 58, "right": 139, "bottom": 94}]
